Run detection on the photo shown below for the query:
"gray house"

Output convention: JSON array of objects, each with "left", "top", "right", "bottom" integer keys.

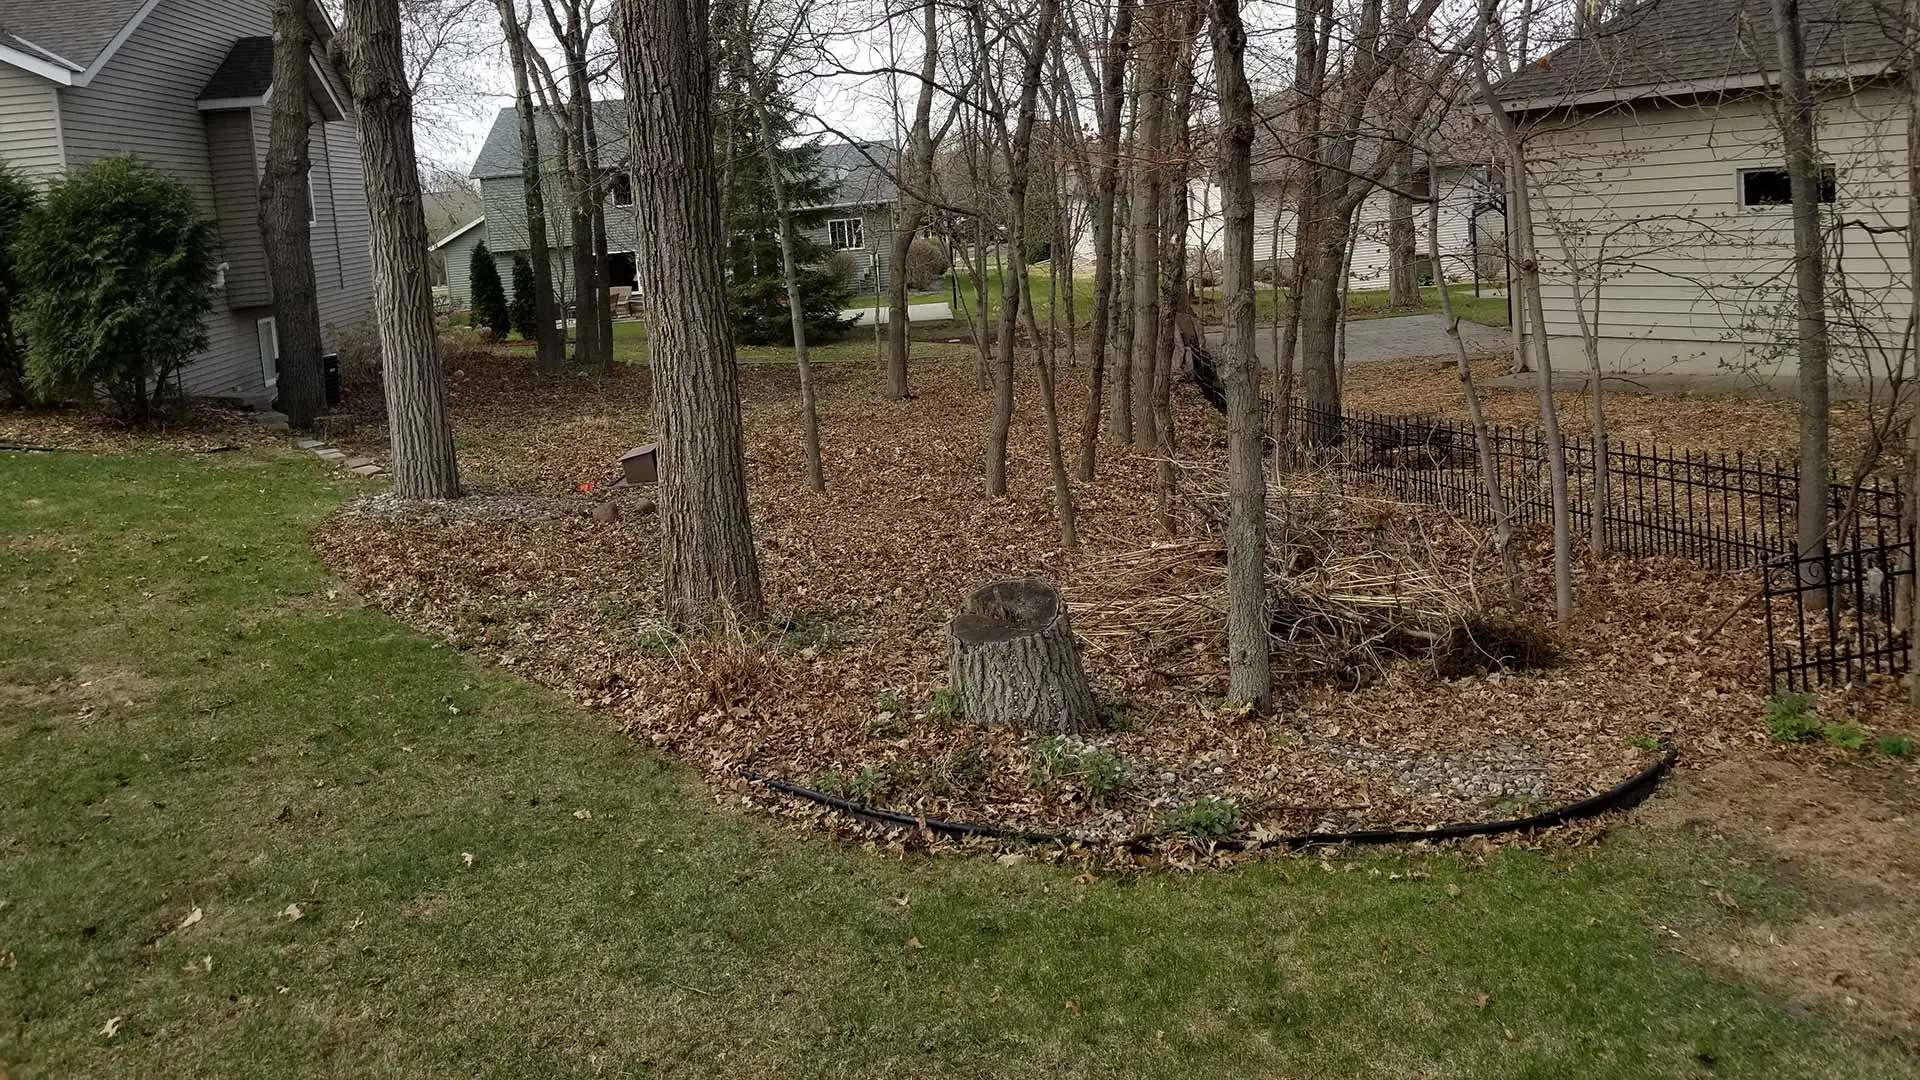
[
  {"left": 0, "top": 0, "right": 373, "bottom": 403},
  {"left": 452, "top": 101, "right": 899, "bottom": 307}
]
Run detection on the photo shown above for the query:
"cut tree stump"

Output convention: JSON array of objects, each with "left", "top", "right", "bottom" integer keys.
[{"left": 948, "top": 579, "right": 1096, "bottom": 734}]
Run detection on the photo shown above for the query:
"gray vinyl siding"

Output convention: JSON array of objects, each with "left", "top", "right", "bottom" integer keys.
[
  {"left": 440, "top": 227, "right": 485, "bottom": 307},
  {"left": 802, "top": 206, "right": 895, "bottom": 292},
  {"left": 203, "top": 109, "right": 270, "bottom": 308},
  {"left": 0, "top": 66, "right": 63, "bottom": 180},
  {"left": 313, "top": 116, "right": 373, "bottom": 342}
]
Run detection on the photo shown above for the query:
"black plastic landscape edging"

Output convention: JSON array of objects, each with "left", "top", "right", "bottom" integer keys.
[{"left": 743, "top": 750, "right": 1678, "bottom": 853}]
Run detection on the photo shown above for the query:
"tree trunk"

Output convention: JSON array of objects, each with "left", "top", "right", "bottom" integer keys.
[
  {"left": 495, "top": 0, "right": 563, "bottom": 373},
  {"left": 1771, "top": 0, "right": 1833, "bottom": 567},
  {"left": 884, "top": 0, "right": 940, "bottom": 401},
  {"left": 1077, "top": 0, "right": 1132, "bottom": 481},
  {"left": 1431, "top": 152, "right": 1521, "bottom": 595},
  {"left": 1906, "top": 0, "right": 1920, "bottom": 704},
  {"left": 1471, "top": 14, "right": 1572, "bottom": 624},
  {"left": 1386, "top": 147, "right": 1419, "bottom": 309},
  {"left": 584, "top": 91, "right": 615, "bottom": 372},
  {"left": 1211, "top": 0, "right": 1271, "bottom": 709},
  {"left": 982, "top": 0, "right": 1061, "bottom": 497},
  {"left": 1127, "top": 16, "right": 1166, "bottom": 451},
  {"left": 948, "top": 579, "right": 1096, "bottom": 733},
  {"left": 260, "top": 0, "right": 327, "bottom": 428},
  {"left": 614, "top": 0, "right": 764, "bottom": 626},
  {"left": 756, "top": 83, "right": 825, "bottom": 492},
  {"left": 341, "top": 0, "right": 460, "bottom": 500}
]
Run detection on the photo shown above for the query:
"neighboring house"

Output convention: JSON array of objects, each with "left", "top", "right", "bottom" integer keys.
[
  {"left": 455, "top": 101, "right": 899, "bottom": 307},
  {"left": 1494, "top": 0, "right": 1907, "bottom": 379},
  {"left": 1246, "top": 160, "right": 1505, "bottom": 291},
  {"left": 0, "top": 0, "right": 374, "bottom": 405},
  {"left": 433, "top": 215, "right": 487, "bottom": 311}
]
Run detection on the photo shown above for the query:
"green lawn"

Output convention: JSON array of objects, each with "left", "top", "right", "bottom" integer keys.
[{"left": 3, "top": 448, "right": 1913, "bottom": 1078}]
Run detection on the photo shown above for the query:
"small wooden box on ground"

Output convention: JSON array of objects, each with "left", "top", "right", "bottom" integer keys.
[{"left": 617, "top": 444, "right": 658, "bottom": 487}]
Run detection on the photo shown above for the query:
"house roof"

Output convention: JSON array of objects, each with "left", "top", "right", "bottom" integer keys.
[
  {"left": 470, "top": 100, "right": 899, "bottom": 208},
  {"left": 197, "top": 35, "right": 273, "bottom": 101},
  {"left": 469, "top": 100, "right": 634, "bottom": 180},
  {"left": 0, "top": 0, "right": 154, "bottom": 80},
  {"left": 1494, "top": 0, "right": 1905, "bottom": 109},
  {"left": 431, "top": 216, "right": 486, "bottom": 251}
]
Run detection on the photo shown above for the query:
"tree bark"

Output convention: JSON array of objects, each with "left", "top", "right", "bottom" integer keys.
[
  {"left": 494, "top": 0, "right": 563, "bottom": 373},
  {"left": 1770, "top": 0, "right": 1833, "bottom": 567},
  {"left": 340, "top": 0, "right": 460, "bottom": 500},
  {"left": 1127, "top": 9, "right": 1167, "bottom": 451},
  {"left": 1211, "top": 0, "right": 1271, "bottom": 708},
  {"left": 948, "top": 579, "right": 1096, "bottom": 733},
  {"left": 1471, "top": 11, "right": 1572, "bottom": 625},
  {"left": 885, "top": 0, "right": 940, "bottom": 401},
  {"left": 614, "top": 0, "right": 765, "bottom": 626},
  {"left": 1386, "top": 147, "right": 1419, "bottom": 309},
  {"left": 1077, "top": 0, "right": 1132, "bottom": 480},
  {"left": 1906, "top": 0, "right": 1920, "bottom": 704},
  {"left": 982, "top": 0, "right": 1061, "bottom": 497},
  {"left": 261, "top": 0, "right": 327, "bottom": 427},
  {"left": 755, "top": 81, "right": 825, "bottom": 492}
]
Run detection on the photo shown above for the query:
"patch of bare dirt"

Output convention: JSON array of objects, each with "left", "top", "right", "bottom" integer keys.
[
  {"left": 310, "top": 352, "right": 1916, "bottom": 852},
  {"left": 0, "top": 665, "right": 158, "bottom": 714},
  {"left": 1639, "top": 752, "right": 1920, "bottom": 1037}
]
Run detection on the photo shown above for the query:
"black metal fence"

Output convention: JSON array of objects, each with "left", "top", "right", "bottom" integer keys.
[{"left": 1270, "top": 401, "right": 1912, "bottom": 690}]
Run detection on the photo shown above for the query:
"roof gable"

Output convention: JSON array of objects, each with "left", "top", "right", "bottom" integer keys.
[
  {"left": 0, "top": 0, "right": 156, "bottom": 83},
  {"left": 1495, "top": 0, "right": 1904, "bottom": 109}
]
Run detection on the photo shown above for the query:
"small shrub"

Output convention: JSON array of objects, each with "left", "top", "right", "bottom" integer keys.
[
  {"left": 509, "top": 255, "right": 537, "bottom": 340},
  {"left": 875, "top": 689, "right": 906, "bottom": 716},
  {"left": 1823, "top": 722, "right": 1867, "bottom": 751},
  {"left": 821, "top": 249, "right": 859, "bottom": 289},
  {"left": 0, "top": 164, "right": 39, "bottom": 407},
  {"left": 1627, "top": 735, "right": 1662, "bottom": 751},
  {"left": 468, "top": 242, "right": 510, "bottom": 339},
  {"left": 932, "top": 745, "right": 987, "bottom": 791},
  {"left": 437, "top": 324, "right": 493, "bottom": 370},
  {"left": 928, "top": 687, "right": 963, "bottom": 721},
  {"left": 1874, "top": 733, "right": 1914, "bottom": 757},
  {"left": 1763, "top": 692, "right": 1822, "bottom": 743},
  {"left": 815, "top": 765, "right": 889, "bottom": 804},
  {"left": 330, "top": 315, "right": 382, "bottom": 393},
  {"left": 901, "top": 236, "right": 950, "bottom": 291},
  {"left": 15, "top": 157, "right": 215, "bottom": 420},
  {"left": 1028, "top": 735, "right": 1132, "bottom": 806},
  {"left": 775, "top": 610, "right": 839, "bottom": 652},
  {"left": 1161, "top": 795, "right": 1239, "bottom": 840}
]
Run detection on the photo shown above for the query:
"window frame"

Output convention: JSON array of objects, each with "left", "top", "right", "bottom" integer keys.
[
  {"left": 1735, "top": 163, "right": 1838, "bottom": 212},
  {"left": 609, "top": 170, "right": 634, "bottom": 208},
  {"left": 828, "top": 217, "right": 865, "bottom": 251}
]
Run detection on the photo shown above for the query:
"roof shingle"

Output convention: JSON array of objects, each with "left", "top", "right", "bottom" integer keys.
[
  {"left": 0, "top": 0, "right": 151, "bottom": 71},
  {"left": 197, "top": 35, "right": 273, "bottom": 101}
]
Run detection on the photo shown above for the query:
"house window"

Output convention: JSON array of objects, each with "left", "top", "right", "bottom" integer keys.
[
  {"left": 257, "top": 317, "right": 280, "bottom": 390},
  {"left": 828, "top": 218, "right": 864, "bottom": 250},
  {"left": 609, "top": 171, "right": 633, "bottom": 207},
  {"left": 1739, "top": 166, "right": 1836, "bottom": 208}
]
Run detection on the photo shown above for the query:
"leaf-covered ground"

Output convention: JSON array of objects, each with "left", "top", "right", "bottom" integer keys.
[
  {"left": 308, "top": 354, "right": 1909, "bottom": 848},
  {"left": 4, "top": 445, "right": 1918, "bottom": 1077}
]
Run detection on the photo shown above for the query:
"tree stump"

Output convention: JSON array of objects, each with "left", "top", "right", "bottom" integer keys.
[{"left": 948, "top": 579, "right": 1096, "bottom": 734}]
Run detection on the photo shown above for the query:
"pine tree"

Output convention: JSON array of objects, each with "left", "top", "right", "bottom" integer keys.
[
  {"left": 469, "top": 241, "right": 510, "bottom": 339},
  {"left": 509, "top": 254, "right": 536, "bottom": 340},
  {"left": 724, "top": 97, "right": 855, "bottom": 346}
]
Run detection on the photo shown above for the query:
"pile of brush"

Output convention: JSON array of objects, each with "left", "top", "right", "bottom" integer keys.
[{"left": 1071, "top": 469, "right": 1551, "bottom": 686}]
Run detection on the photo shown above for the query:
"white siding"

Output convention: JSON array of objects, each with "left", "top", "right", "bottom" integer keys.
[
  {"left": 1248, "top": 165, "right": 1493, "bottom": 286},
  {"left": 0, "top": 66, "right": 63, "bottom": 181},
  {"left": 1522, "top": 88, "right": 1909, "bottom": 378}
]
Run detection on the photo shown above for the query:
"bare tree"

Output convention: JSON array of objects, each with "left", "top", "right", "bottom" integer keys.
[
  {"left": 883, "top": 0, "right": 940, "bottom": 401},
  {"left": 1074, "top": 0, "right": 1133, "bottom": 480},
  {"left": 982, "top": 0, "right": 1063, "bottom": 497},
  {"left": 340, "top": 0, "right": 462, "bottom": 499},
  {"left": 614, "top": 0, "right": 764, "bottom": 625},
  {"left": 260, "top": 0, "right": 328, "bottom": 427},
  {"left": 1126, "top": 1, "right": 1169, "bottom": 450},
  {"left": 1472, "top": 0, "right": 1571, "bottom": 625},
  {"left": 1212, "top": 0, "right": 1271, "bottom": 708},
  {"left": 753, "top": 77, "right": 827, "bottom": 492},
  {"left": 1907, "top": 0, "right": 1920, "bottom": 704},
  {"left": 1769, "top": 0, "right": 1833, "bottom": 567},
  {"left": 494, "top": 0, "right": 565, "bottom": 371}
]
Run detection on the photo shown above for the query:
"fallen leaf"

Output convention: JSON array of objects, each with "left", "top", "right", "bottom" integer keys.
[
  {"left": 461, "top": 852, "right": 476, "bottom": 869},
  {"left": 903, "top": 936, "right": 924, "bottom": 951},
  {"left": 177, "top": 907, "right": 203, "bottom": 930},
  {"left": 1445, "top": 883, "right": 1462, "bottom": 898},
  {"left": 281, "top": 903, "right": 304, "bottom": 921},
  {"left": 1475, "top": 994, "right": 1491, "bottom": 1009},
  {"left": 100, "top": 1016, "right": 123, "bottom": 1038},
  {"left": 573, "top": 808, "right": 592, "bottom": 820}
]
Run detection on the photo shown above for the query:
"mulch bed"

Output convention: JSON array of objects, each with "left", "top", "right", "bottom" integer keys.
[{"left": 307, "top": 351, "right": 1908, "bottom": 852}]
